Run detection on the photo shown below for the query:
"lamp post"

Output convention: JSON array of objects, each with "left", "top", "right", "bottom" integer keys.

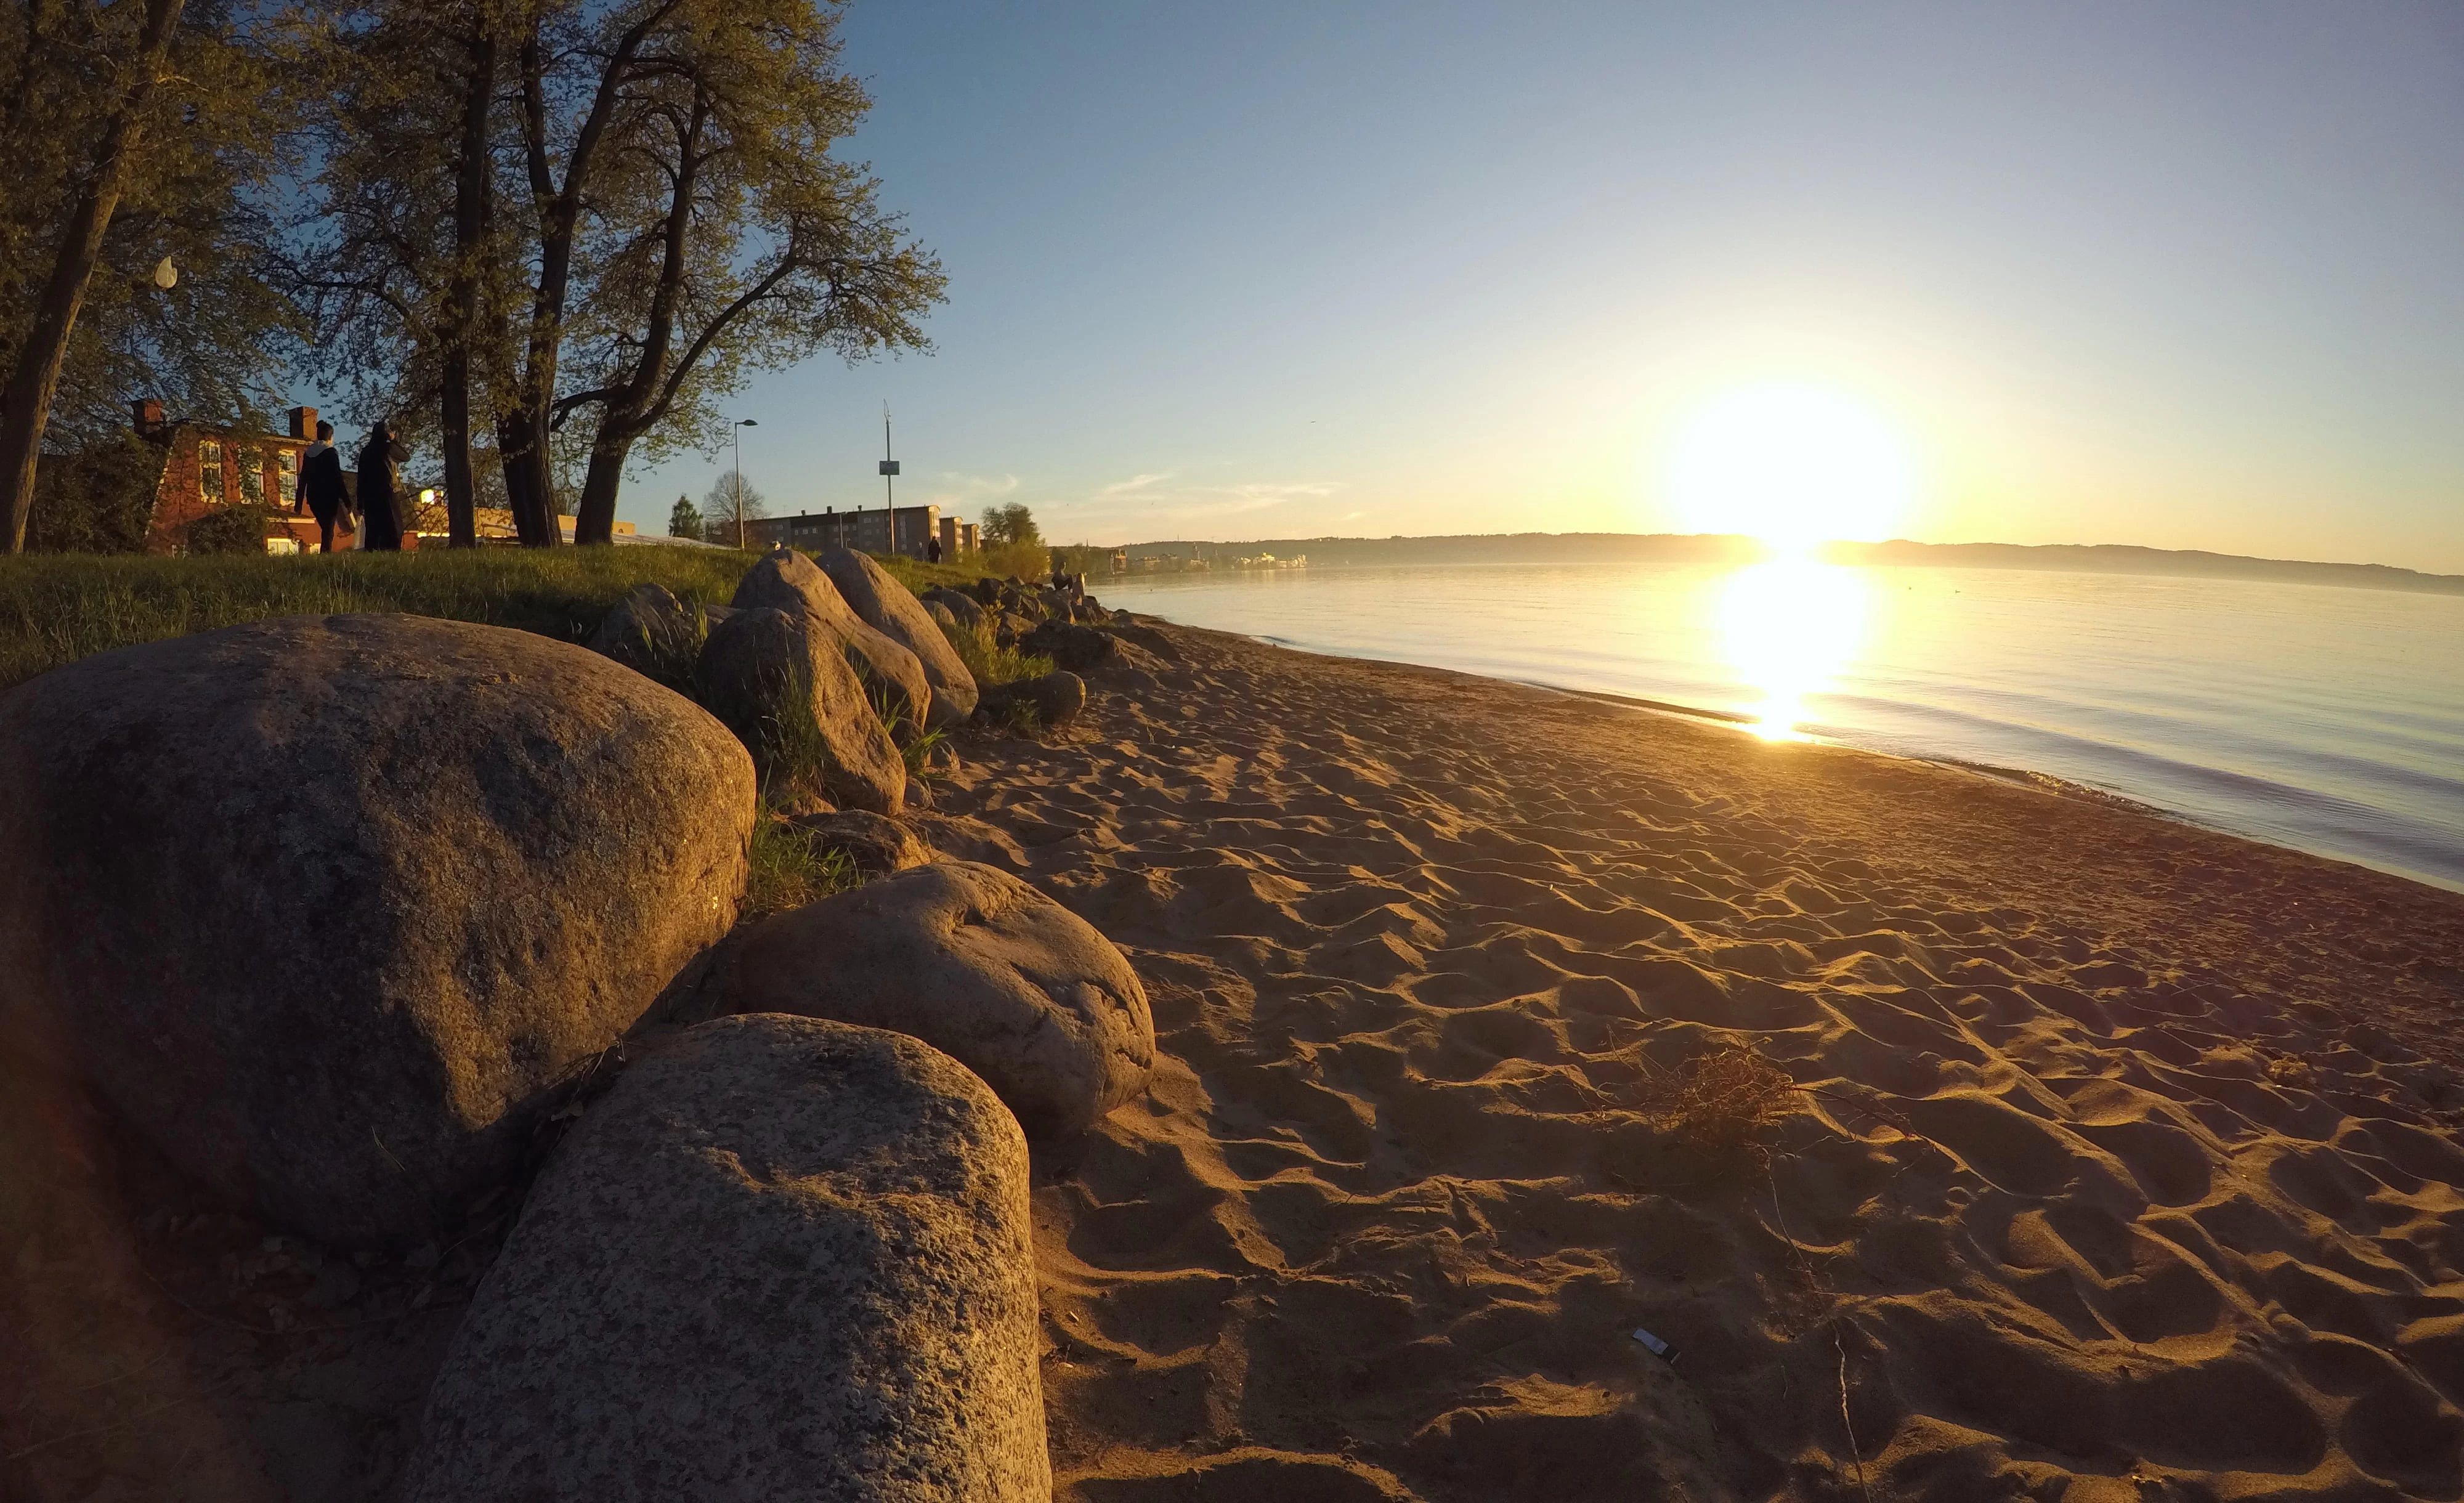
[{"left": 732, "top": 418, "right": 757, "bottom": 549}]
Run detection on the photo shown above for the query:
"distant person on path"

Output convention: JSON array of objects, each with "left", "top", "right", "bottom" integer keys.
[
  {"left": 294, "top": 419, "right": 349, "bottom": 552},
  {"left": 926, "top": 533, "right": 942, "bottom": 565},
  {"left": 355, "top": 420, "right": 410, "bottom": 551}
]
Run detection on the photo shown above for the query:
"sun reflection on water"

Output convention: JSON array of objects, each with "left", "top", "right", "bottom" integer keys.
[{"left": 1716, "top": 559, "right": 1870, "bottom": 740}]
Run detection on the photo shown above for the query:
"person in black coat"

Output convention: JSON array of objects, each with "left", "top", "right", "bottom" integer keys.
[
  {"left": 293, "top": 419, "right": 351, "bottom": 552},
  {"left": 355, "top": 419, "right": 410, "bottom": 551}
]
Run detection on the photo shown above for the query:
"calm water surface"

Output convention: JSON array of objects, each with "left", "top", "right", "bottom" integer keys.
[{"left": 1104, "top": 562, "right": 2464, "bottom": 893}]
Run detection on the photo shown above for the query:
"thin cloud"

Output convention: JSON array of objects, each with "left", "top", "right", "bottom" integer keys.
[
  {"left": 925, "top": 472, "right": 1021, "bottom": 504},
  {"left": 1096, "top": 472, "right": 1174, "bottom": 498}
]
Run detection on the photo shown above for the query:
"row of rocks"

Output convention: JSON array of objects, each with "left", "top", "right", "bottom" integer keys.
[{"left": 0, "top": 557, "right": 1169, "bottom": 1497}]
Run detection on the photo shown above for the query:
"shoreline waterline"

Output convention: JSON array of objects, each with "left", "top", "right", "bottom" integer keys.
[{"left": 1108, "top": 559, "right": 2464, "bottom": 894}]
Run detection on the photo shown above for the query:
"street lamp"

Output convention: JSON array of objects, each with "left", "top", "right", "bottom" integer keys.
[{"left": 732, "top": 418, "right": 758, "bottom": 549}]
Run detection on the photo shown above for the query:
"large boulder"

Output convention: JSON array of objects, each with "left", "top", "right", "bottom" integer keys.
[
  {"left": 814, "top": 547, "right": 979, "bottom": 728},
  {"left": 401, "top": 1015, "right": 1048, "bottom": 1502},
  {"left": 729, "top": 547, "right": 930, "bottom": 732},
  {"left": 730, "top": 861, "right": 1154, "bottom": 1138},
  {"left": 0, "top": 615, "right": 756, "bottom": 1249},
  {"left": 694, "top": 606, "right": 904, "bottom": 814}
]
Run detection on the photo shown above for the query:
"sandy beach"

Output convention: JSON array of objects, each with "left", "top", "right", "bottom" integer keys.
[
  {"left": 919, "top": 620, "right": 2464, "bottom": 1501},
  {"left": 7, "top": 614, "right": 2464, "bottom": 1501}
]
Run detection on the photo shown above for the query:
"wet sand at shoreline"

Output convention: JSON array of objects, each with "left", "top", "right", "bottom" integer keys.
[{"left": 924, "top": 618, "right": 2464, "bottom": 1502}]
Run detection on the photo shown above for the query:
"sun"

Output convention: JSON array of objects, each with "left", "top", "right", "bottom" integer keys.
[{"left": 1665, "top": 383, "right": 1915, "bottom": 553}]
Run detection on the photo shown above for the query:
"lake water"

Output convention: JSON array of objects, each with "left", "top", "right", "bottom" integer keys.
[{"left": 1103, "top": 561, "right": 2464, "bottom": 893}]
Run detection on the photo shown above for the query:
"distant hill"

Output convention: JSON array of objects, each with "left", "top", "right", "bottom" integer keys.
[{"left": 1114, "top": 533, "right": 2464, "bottom": 596}]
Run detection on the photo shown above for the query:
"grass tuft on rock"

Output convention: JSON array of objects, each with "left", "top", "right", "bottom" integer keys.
[
  {"left": 743, "top": 806, "right": 859, "bottom": 920},
  {"left": 937, "top": 614, "right": 1053, "bottom": 690}
]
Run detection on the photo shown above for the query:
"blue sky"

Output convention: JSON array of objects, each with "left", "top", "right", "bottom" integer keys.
[{"left": 615, "top": 1, "right": 2464, "bottom": 573}]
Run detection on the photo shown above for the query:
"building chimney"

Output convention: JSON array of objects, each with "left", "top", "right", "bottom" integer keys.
[
  {"left": 131, "top": 399, "right": 164, "bottom": 437},
  {"left": 287, "top": 405, "right": 317, "bottom": 440}
]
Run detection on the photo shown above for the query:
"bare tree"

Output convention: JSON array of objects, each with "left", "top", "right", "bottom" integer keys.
[{"left": 702, "top": 471, "right": 764, "bottom": 549}]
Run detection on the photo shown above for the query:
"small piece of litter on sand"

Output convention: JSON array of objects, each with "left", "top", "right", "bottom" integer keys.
[{"left": 1632, "top": 1327, "right": 1675, "bottom": 1360}]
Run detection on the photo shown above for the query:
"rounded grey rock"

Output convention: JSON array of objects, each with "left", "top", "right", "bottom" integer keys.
[
  {"left": 731, "top": 547, "right": 930, "bottom": 732},
  {"left": 694, "top": 606, "right": 904, "bottom": 813},
  {"left": 731, "top": 861, "right": 1154, "bottom": 1138},
  {"left": 0, "top": 614, "right": 756, "bottom": 1249},
  {"left": 814, "top": 547, "right": 980, "bottom": 729},
  {"left": 401, "top": 1014, "right": 1048, "bottom": 1502}
]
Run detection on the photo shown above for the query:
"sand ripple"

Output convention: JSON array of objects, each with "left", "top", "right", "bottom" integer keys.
[{"left": 926, "top": 620, "right": 2464, "bottom": 1502}]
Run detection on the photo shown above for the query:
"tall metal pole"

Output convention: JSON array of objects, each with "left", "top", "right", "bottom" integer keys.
[{"left": 880, "top": 402, "right": 894, "bottom": 551}]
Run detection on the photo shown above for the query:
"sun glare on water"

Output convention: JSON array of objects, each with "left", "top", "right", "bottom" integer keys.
[
  {"left": 1659, "top": 383, "right": 1902, "bottom": 736},
  {"left": 1668, "top": 383, "right": 1914, "bottom": 555}
]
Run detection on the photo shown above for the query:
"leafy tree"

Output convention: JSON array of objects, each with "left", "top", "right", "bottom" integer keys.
[
  {"left": 980, "top": 503, "right": 1040, "bottom": 548},
  {"left": 492, "top": 0, "right": 703, "bottom": 548},
  {"left": 667, "top": 492, "right": 703, "bottom": 539},
  {"left": 291, "top": 0, "right": 530, "bottom": 549},
  {"left": 0, "top": 0, "right": 298, "bottom": 551},
  {"left": 703, "top": 472, "right": 765, "bottom": 549},
  {"left": 23, "top": 430, "right": 163, "bottom": 553},
  {"left": 554, "top": 0, "right": 942, "bottom": 545}
]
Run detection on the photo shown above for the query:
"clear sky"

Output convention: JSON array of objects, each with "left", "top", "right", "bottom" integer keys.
[{"left": 616, "top": 1, "right": 2464, "bottom": 573}]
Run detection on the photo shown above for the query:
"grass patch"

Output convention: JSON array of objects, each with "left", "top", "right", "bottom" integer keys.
[
  {"left": 867, "top": 552, "right": 1007, "bottom": 596},
  {"left": 744, "top": 803, "right": 859, "bottom": 919},
  {"left": 937, "top": 614, "right": 1053, "bottom": 689},
  {"left": 0, "top": 548, "right": 756, "bottom": 692}
]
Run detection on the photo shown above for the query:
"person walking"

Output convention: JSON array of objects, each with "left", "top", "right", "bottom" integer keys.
[
  {"left": 355, "top": 419, "right": 409, "bottom": 551},
  {"left": 294, "top": 419, "right": 350, "bottom": 552},
  {"left": 926, "top": 532, "right": 943, "bottom": 565}
]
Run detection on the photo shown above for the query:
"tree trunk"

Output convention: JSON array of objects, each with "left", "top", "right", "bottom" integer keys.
[
  {"left": 496, "top": 408, "right": 554, "bottom": 546},
  {"left": 440, "top": 18, "right": 497, "bottom": 549},
  {"left": 0, "top": 0, "right": 185, "bottom": 552},
  {"left": 573, "top": 420, "right": 636, "bottom": 545}
]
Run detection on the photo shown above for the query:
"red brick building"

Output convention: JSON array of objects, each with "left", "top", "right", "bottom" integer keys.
[{"left": 132, "top": 402, "right": 392, "bottom": 554}]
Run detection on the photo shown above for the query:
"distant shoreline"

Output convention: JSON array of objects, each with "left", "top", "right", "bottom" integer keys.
[{"left": 1109, "top": 532, "right": 2464, "bottom": 596}]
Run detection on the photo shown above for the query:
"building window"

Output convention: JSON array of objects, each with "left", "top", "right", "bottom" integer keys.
[
  {"left": 277, "top": 448, "right": 298, "bottom": 505},
  {"left": 199, "top": 439, "right": 224, "bottom": 503},
  {"left": 239, "top": 447, "right": 264, "bottom": 504}
]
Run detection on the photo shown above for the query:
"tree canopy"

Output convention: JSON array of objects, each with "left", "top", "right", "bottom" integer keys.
[
  {"left": 1, "top": 0, "right": 300, "bottom": 548},
  {"left": 980, "top": 503, "right": 1039, "bottom": 548},
  {"left": 2, "top": 0, "right": 943, "bottom": 553}
]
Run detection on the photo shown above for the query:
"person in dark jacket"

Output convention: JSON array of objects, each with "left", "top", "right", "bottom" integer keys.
[
  {"left": 293, "top": 419, "right": 351, "bottom": 552},
  {"left": 355, "top": 419, "right": 410, "bottom": 551}
]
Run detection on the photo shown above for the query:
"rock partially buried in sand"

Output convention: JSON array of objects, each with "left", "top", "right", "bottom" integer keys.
[
  {"left": 694, "top": 606, "right": 904, "bottom": 812},
  {"left": 982, "top": 670, "right": 1088, "bottom": 730},
  {"left": 0, "top": 615, "right": 755, "bottom": 1250},
  {"left": 778, "top": 807, "right": 936, "bottom": 878},
  {"left": 731, "top": 861, "right": 1154, "bottom": 1138},
  {"left": 400, "top": 1014, "right": 1047, "bottom": 1502},
  {"left": 1023, "top": 618, "right": 1121, "bottom": 672},
  {"left": 731, "top": 546, "right": 931, "bottom": 731},
  {"left": 814, "top": 546, "right": 979, "bottom": 729}
]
